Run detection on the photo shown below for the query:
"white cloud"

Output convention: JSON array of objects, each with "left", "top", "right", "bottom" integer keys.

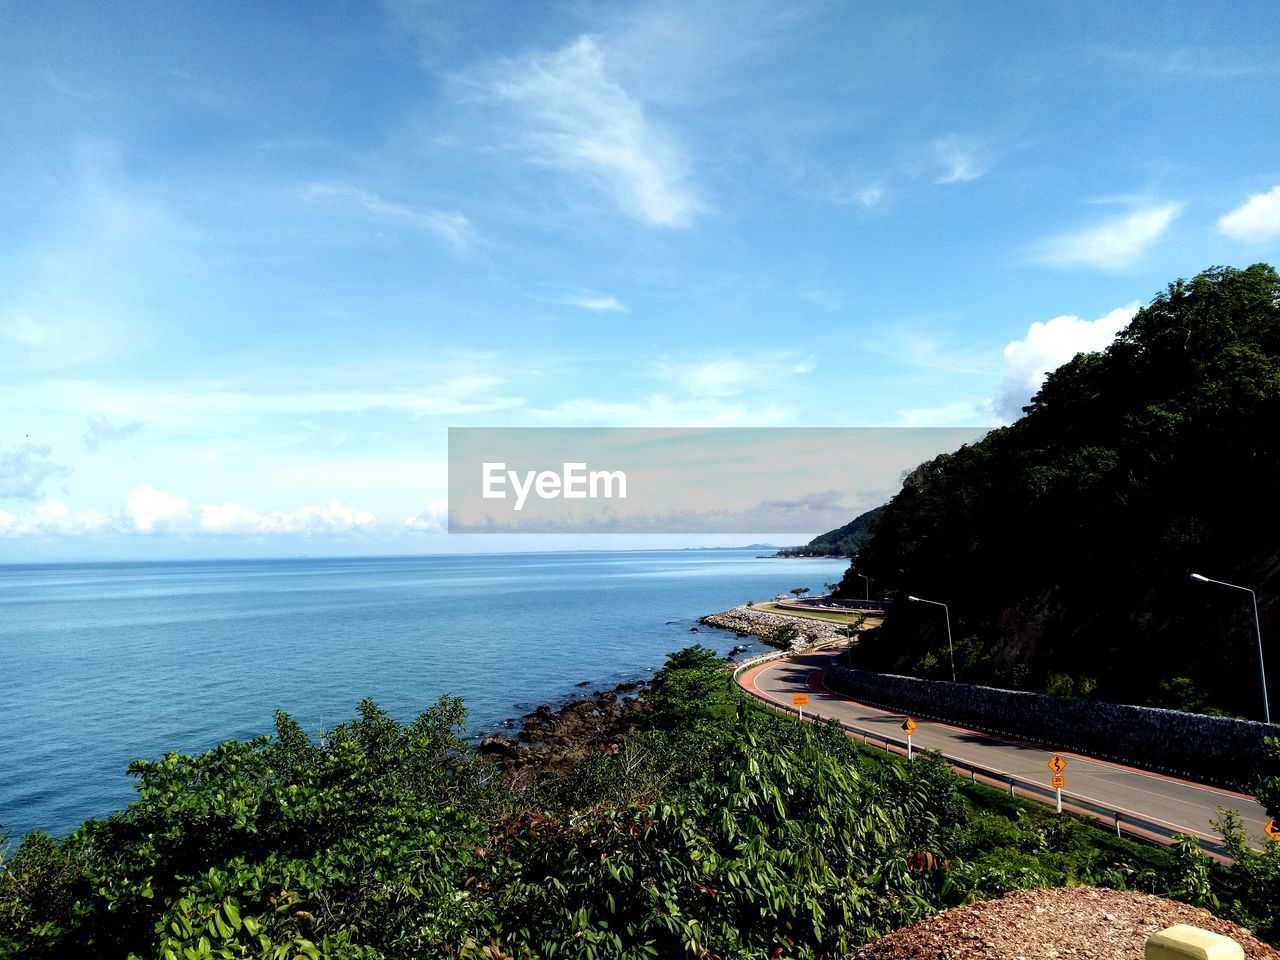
[
  {"left": 849, "top": 185, "right": 885, "bottom": 207},
  {"left": 526, "top": 355, "right": 811, "bottom": 427},
  {"left": 893, "top": 400, "right": 991, "bottom": 428},
  {"left": 1218, "top": 185, "right": 1280, "bottom": 243},
  {"left": 653, "top": 356, "right": 810, "bottom": 399},
  {"left": 932, "top": 135, "right": 987, "bottom": 184},
  {"left": 472, "top": 35, "right": 704, "bottom": 227},
  {"left": 528, "top": 393, "right": 791, "bottom": 428},
  {"left": 1, "top": 489, "right": 379, "bottom": 538},
  {"left": 299, "top": 183, "right": 480, "bottom": 255},
  {"left": 83, "top": 412, "right": 142, "bottom": 449},
  {"left": 39, "top": 373, "right": 525, "bottom": 425},
  {"left": 1031, "top": 204, "right": 1182, "bottom": 269},
  {"left": 127, "top": 485, "right": 193, "bottom": 533},
  {"left": 0, "top": 442, "right": 68, "bottom": 499},
  {"left": 197, "top": 499, "right": 377, "bottom": 535},
  {"left": 557, "top": 290, "right": 627, "bottom": 312},
  {"left": 404, "top": 502, "right": 448, "bottom": 533},
  {"left": 991, "top": 302, "right": 1138, "bottom": 419},
  {"left": 0, "top": 500, "right": 114, "bottom": 537}
]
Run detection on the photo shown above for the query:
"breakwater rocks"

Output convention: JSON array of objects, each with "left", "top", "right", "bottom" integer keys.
[
  {"left": 700, "top": 604, "right": 846, "bottom": 650},
  {"left": 477, "top": 681, "right": 648, "bottom": 786}
]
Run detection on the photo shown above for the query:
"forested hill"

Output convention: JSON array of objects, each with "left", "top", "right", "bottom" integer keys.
[
  {"left": 776, "top": 505, "right": 885, "bottom": 557},
  {"left": 837, "top": 265, "right": 1280, "bottom": 717}
]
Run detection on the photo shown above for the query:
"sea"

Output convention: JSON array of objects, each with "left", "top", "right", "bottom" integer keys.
[{"left": 0, "top": 549, "right": 848, "bottom": 838}]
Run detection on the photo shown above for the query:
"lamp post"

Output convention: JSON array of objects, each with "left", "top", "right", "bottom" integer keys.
[
  {"left": 908, "top": 595, "right": 956, "bottom": 682},
  {"left": 857, "top": 573, "right": 871, "bottom": 602},
  {"left": 1191, "top": 573, "right": 1270, "bottom": 724}
]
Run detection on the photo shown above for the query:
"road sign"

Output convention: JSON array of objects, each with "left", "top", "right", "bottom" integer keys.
[
  {"left": 791, "top": 694, "right": 809, "bottom": 707},
  {"left": 902, "top": 717, "right": 918, "bottom": 735},
  {"left": 1266, "top": 819, "right": 1280, "bottom": 841},
  {"left": 1052, "top": 774, "right": 1065, "bottom": 790},
  {"left": 1048, "top": 754, "right": 1068, "bottom": 774}
]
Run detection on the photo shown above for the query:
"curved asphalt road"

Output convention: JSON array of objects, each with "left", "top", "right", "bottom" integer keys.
[{"left": 740, "top": 648, "right": 1270, "bottom": 851}]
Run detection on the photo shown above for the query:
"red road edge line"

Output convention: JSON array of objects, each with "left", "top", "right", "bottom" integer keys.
[
  {"left": 742, "top": 651, "right": 1254, "bottom": 802},
  {"left": 736, "top": 653, "right": 1261, "bottom": 850}
]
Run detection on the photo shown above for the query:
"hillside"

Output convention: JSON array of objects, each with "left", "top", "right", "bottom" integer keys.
[
  {"left": 837, "top": 265, "right": 1280, "bottom": 717},
  {"left": 776, "top": 505, "right": 886, "bottom": 557}
]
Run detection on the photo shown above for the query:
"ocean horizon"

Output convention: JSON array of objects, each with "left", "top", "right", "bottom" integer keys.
[{"left": 0, "top": 549, "right": 848, "bottom": 837}]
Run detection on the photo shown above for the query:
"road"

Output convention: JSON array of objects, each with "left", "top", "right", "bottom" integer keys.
[{"left": 738, "top": 648, "right": 1271, "bottom": 852}]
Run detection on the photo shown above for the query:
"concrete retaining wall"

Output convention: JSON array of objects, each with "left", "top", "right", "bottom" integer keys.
[{"left": 824, "top": 663, "right": 1278, "bottom": 789}]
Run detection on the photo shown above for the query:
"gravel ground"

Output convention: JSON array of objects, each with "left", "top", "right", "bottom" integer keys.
[{"left": 860, "top": 887, "right": 1278, "bottom": 960}]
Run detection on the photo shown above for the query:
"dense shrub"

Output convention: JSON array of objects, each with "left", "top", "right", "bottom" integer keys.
[{"left": 1, "top": 648, "right": 1275, "bottom": 958}]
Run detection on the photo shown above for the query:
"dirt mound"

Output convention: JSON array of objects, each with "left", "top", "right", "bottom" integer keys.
[{"left": 861, "top": 887, "right": 1277, "bottom": 960}]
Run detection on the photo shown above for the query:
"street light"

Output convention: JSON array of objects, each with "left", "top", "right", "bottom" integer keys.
[
  {"left": 1191, "top": 572, "right": 1270, "bottom": 724},
  {"left": 857, "top": 573, "right": 872, "bottom": 602},
  {"left": 908, "top": 595, "right": 956, "bottom": 682}
]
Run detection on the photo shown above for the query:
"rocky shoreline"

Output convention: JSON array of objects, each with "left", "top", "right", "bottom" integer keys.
[
  {"left": 477, "top": 680, "right": 652, "bottom": 786},
  {"left": 474, "top": 602, "right": 854, "bottom": 785},
  {"left": 475, "top": 606, "right": 787, "bottom": 785}
]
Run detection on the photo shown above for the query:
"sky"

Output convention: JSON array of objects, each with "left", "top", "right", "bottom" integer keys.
[{"left": 2, "top": 0, "right": 1280, "bottom": 561}]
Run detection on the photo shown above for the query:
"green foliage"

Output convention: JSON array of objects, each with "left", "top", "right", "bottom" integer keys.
[
  {"left": 1252, "top": 736, "right": 1280, "bottom": 819},
  {"left": 840, "top": 264, "right": 1280, "bottom": 716},
  {"left": 645, "top": 644, "right": 735, "bottom": 731},
  {"left": 777, "top": 506, "right": 885, "bottom": 557},
  {"left": 0, "top": 697, "right": 494, "bottom": 959},
  {"left": 2, "top": 645, "right": 1278, "bottom": 957},
  {"left": 1211, "top": 808, "right": 1280, "bottom": 943}
]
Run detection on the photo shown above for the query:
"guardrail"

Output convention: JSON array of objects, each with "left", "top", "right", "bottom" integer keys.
[{"left": 730, "top": 649, "right": 1235, "bottom": 858}]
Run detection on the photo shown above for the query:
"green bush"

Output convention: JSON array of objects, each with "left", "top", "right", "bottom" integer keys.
[{"left": 2, "top": 646, "right": 1277, "bottom": 958}]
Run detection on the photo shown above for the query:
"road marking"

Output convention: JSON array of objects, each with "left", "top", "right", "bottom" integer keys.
[{"left": 743, "top": 654, "right": 1265, "bottom": 842}]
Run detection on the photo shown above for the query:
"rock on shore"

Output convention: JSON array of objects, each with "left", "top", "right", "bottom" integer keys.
[
  {"left": 700, "top": 604, "right": 847, "bottom": 650},
  {"left": 477, "top": 681, "right": 649, "bottom": 786}
]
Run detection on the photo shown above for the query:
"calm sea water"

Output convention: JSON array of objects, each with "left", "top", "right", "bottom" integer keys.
[{"left": 0, "top": 550, "right": 847, "bottom": 837}]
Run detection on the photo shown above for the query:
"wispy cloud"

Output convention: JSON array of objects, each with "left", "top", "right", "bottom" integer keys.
[
  {"left": 1218, "top": 185, "right": 1280, "bottom": 243},
  {"left": 41, "top": 373, "right": 524, "bottom": 425},
  {"left": 653, "top": 355, "right": 810, "bottom": 399},
  {"left": 556, "top": 290, "right": 628, "bottom": 312},
  {"left": 83, "top": 412, "right": 142, "bottom": 449},
  {"left": 892, "top": 400, "right": 990, "bottom": 428},
  {"left": 846, "top": 185, "right": 886, "bottom": 208},
  {"left": 465, "top": 35, "right": 704, "bottom": 228},
  {"left": 1092, "top": 44, "right": 1280, "bottom": 80},
  {"left": 0, "top": 443, "right": 69, "bottom": 499},
  {"left": 1029, "top": 203, "right": 1182, "bottom": 269},
  {"left": 524, "top": 354, "right": 812, "bottom": 427},
  {"left": 299, "top": 183, "right": 480, "bottom": 255},
  {"left": 932, "top": 135, "right": 988, "bottom": 184}
]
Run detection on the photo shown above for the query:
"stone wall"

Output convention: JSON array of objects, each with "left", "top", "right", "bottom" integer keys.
[{"left": 824, "top": 663, "right": 1277, "bottom": 789}]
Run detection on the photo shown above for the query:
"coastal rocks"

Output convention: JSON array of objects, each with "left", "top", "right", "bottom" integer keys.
[
  {"left": 700, "top": 604, "right": 848, "bottom": 650},
  {"left": 479, "top": 680, "right": 652, "bottom": 785}
]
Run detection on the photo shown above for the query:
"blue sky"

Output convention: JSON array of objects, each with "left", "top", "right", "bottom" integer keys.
[{"left": 3, "top": 1, "right": 1280, "bottom": 560}]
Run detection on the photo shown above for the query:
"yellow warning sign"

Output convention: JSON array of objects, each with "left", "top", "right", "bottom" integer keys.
[
  {"left": 902, "top": 717, "right": 918, "bottom": 735},
  {"left": 1048, "top": 754, "right": 1068, "bottom": 774},
  {"left": 791, "top": 693, "right": 809, "bottom": 707},
  {"left": 1052, "top": 774, "right": 1065, "bottom": 790}
]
